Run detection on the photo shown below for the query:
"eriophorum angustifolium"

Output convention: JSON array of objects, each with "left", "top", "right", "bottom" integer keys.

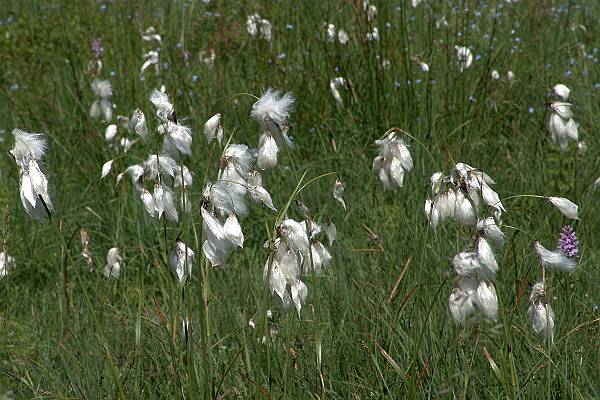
[{"left": 1, "top": 1, "right": 600, "bottom": 399}]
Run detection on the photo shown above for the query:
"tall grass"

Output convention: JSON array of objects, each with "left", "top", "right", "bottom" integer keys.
[{"left": 1, "top": 0, "right": 599, "bottom": 398}]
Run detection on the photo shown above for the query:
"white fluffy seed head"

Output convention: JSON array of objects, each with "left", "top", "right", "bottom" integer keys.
[
  {"left": 204, "top": 113, "right": 223, "bottom": 144},
  {"left": 91, "top": 79, "right": 112, "bottom": 98},
  {"left": 548, "top": 197, "right": 579, "bottom": 220},
  {"left": 144, "top": 154, "right": 178, "bottom": 180},
  {"left": 534, "top": 241, "right": 577, "bottom": 272},
  {"left": 251, "top": 88, "right": 295, "bottom": 134},
  {"left": 475, "top": 281, "right": 498, "bottom": 321},
  {"left": 553, "top": 83, "right": 570, "bottom": 100},
  {"left": 170, "top": 240, "right": 195, "bottom": 286},
  {"left": 11, "top": 129, "right": 48, "bottom": 168}
]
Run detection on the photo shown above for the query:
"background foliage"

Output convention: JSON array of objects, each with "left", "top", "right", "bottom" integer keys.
[{"left": 0, "top": 0, "right": 599, "bottom": 398}]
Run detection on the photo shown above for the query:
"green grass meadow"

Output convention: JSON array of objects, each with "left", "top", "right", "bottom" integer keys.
[{"left": 1, "top": 0, "right": 599, "bottom": 398}]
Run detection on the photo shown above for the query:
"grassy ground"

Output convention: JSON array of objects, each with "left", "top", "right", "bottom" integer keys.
[{"left": 1, "top": 0, "right": 599, "bottom": 398}]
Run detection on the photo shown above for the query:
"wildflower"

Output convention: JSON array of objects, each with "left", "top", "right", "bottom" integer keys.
[
  {"left": 251, "top": 89, "right": 295, "bottom": 169},
  {"left": 476, "top": 237, "right": 498, "bottom": 280},
  {"left": 159, "top": 121, "right": 193, "bottom": 156},
  {"left": 301, "top": 219, "right": 333, "bottom": 273},
  {"left": 558, "top": 225, "right": 579, "bottom": 258},
  {"left": 264, "top": 238, "right": 308, "bottom": 316},
  {"left": 372, "top": 132, "right": 413, "bottom": 189},
  {"left": 203, "top": 180, "right": 248, "bottom": 217},
  {"left": 477, "top": 217, "right": 506, "bottom": 246},
  {"left": 153, "top": 183, "right": 179, "bottom": 222},
  {"left": 117, "top": 164, "right": 144, "bottom": 188},
  {"left": 455, "top": 46, "right": 473, "bottom": 71},
  {"left": 144, "top": 154, "right": 178, "bottom": 180},
  {"left": 326, "top": 23, "right": 336, "bottom": 42},
  {"left": 142, "top": 26, "right": 162, "bottom": 44},
  {"left": 436, "top": 16, "right": 449, "bottom": 29},
  {"left": 90, "top": 79, "right": 113, "bottom": 122},
  {"left": 140, "top": 188, "right": 156, "bottom": 216},
  {"left": 170, "top": 240, "right": 195, "bottom": 286},
  {"left": 548, "top": 102, "right": 578, "bottom": 151},
  {"left": 129, "top": 109, "right": 148, "bottom": 139},
  {"left": 303, "top": 239, "right": 332, "bottom": 273},
  {"left": 247, "top": 184, "right": 277, "bottom": 211},
  {"left": 534, "top": 241, "right": 578, "bottom": 272},
  {"left": 448, "top": 276, "right": 478, "bottom": 324},
  {"left": 104, "top": 247, "right": 122, "bottom": 279},
  {"left": 11, "top": 129, "right": 53, "bottom": 221},
  {"left": 293, "top": 200, "right": 310, "bottom": 220},
  {"left": 527, "top": 282, "right": 554, "bottom": 343},
  {"left": 251, "top": 88, "right": 295, "bottom": 135},
  {"left": 246, "top": 15, "right": 272, "bottom": 41},
  {"left": 201, "top": 208, "right": 244, "bottom": 266},
  {"left": 0, "top": 252, "right": 15, "bottom": 279},
  {"left": 506, "top": 70, "right": 515, "bottom": 83},
  {"left": 329, "top": 77, "right": 347, "bottom": 107},
  {"left": 11, "top": 129, "right": 47, "bottom": 168},
  {"left": 323, "top": 220, "right": 337, "bottom": 245},
  {"left": 366, "top": 4, "right": 377, "bottom": 21},
  {"left": 174, "top": 165, "right": 193, "bottom": 189},
  {"left": 547, "top": 196, "right": 579, "bottom": 219},
  {"left": 259, "top": 19, "right": 272, "bottom": 41},
  {"left": 333, "top": 178, "right": 346, "bottom": 210},
  {"left": 105, "top": 124, "right": 118, "bottom": 141},
  {"left": 246, "top": 14, "right": 260, "bottom": 37},
  {"left": 78, "top": 228, "right": 93, "bottom": 271},
  {"left": 279, "top": 219, "right": 310, "bottom": 255},
  {"left": 454, "top": 190, "right": 479, "bottom": 225},
  {"left": 120, "top": 137, "right": 137, "bottom": 153},
  {"left": 491, "top": 70, "right": 500, "bottom": 80},
  {"left": 101, "top": 160, "right": 114, "bottom": 179},
  {"left": 204, "top": 113, "right": 223, "bottom": 144},
  {"left": 453, "top": 251, "right": 481, "bottom": 277},
  {"left": 425, "top": 163, "right": 502, "bottom": 229},
  {"left": 90, "top": 38, "right": 104, "bottom": 60},
  {"left": 149, "top": 89, "right": 174, "bottom": 122},
  {"left": 141, "top": 51, "right": 159, "bottom": 75},
  {"left": 475, "top": 281, "right": 498, "bottom": 321},
  {"left": 553, "top": 83, "right": 570, "bottom": 100},
  {"left": 337, "top": 30, "right": 349, "bottom": 45},
  {"left": 420, "top": 62, "right": 429, "bottom": 72},
  {"left": 366, "top": 27, "right": 379, "bottom": 41}
]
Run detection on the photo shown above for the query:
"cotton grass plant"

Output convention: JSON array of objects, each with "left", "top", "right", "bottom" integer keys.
[{"left": 1, "top": 1, "right": 600, "bottom": 399}]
